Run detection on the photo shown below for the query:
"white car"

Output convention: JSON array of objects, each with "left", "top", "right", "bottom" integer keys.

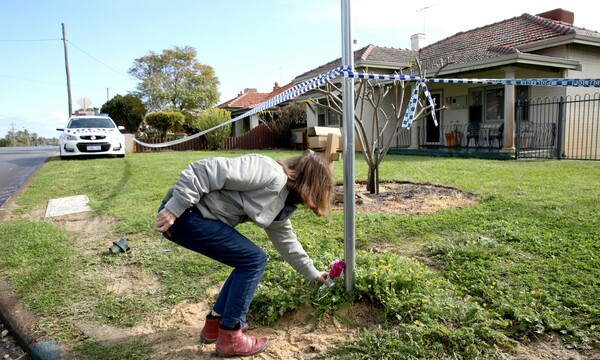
[{"left": 57, "top": 115, "right": 125, "bottom": 159}]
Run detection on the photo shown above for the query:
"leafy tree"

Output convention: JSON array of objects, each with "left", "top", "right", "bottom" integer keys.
[
  {"left": 1, "top": 129, "right": 40, "bottom": 147},
  {"left": 144, "top": 111, "right": 185, "bottom": 140},
  {"left": 190, "top": 108, "right": 231, "bottom": 150},
  {"left": 128, "top": 46, "right": 220, "bottom": 112},
  {"left": 101, "top": 94, "right": 147, "bottom": 133}
]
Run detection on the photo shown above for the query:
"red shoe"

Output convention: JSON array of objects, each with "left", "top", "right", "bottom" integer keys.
[
  {"left": 200, "top": 316, "right": 249, "bottom": 344},
  {"left": 200, "top": 316, "right": 220, "bottom": 344},
  {"left": 216, "top": 327, "right": 269, "bottom": 357}
]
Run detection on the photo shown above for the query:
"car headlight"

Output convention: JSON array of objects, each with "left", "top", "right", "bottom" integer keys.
[{"left": 65, "top": 134, "right": 77, "bottom": 141}]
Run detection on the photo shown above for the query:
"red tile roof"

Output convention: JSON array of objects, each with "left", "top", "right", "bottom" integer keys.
[
  {"left": 218, "top": 91, "right": 269, "bottom": 109},
  {"left": 418, "top": 11, "right": 590, "bottom": 66},
  {"left": 293, "top": 8, "right": 600, "bottom": 80},
  {"left": 218, "top": 82, "right": 297, "bottom": 110}
]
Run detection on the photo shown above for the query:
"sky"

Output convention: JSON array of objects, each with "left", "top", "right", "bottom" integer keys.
[{"left": 1, "top": 0, "right": 599, "bottom": 139}]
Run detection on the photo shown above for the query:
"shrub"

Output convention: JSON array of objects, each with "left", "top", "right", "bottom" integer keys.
[
  {"left": 144, "top": 111, "right": 185, "bottom": 140},
  {"left": 192, "top": 108, "right": 231, "bottom": 150}
]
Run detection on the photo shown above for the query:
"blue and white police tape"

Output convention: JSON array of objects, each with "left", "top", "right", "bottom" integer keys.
[
  {"left": 132, "top": 66, "right": 346, "bottom": 148},
  {"left": 133, "top": 66, "right": 600, "bottom": 148}
]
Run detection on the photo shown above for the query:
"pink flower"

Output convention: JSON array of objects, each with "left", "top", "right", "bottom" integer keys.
[
  {"left": 320, "top": 259, "right": 346, "bottom": 290},
  {"left": 329, "top": 260, "right": 345, "bottom": 278}
]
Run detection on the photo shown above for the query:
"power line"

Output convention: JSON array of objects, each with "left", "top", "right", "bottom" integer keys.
[
  {"left": 0, "top": 73, "right": 64, "bottom": 86},
  {"left": 67, "top": 40, "right": 129, "bottom": 78},
  {"left": 0, "top": 38, "right": 60, "bottom": 42},
  {"left": 0, "top": 73, "right": 118, "bottom": 89}
]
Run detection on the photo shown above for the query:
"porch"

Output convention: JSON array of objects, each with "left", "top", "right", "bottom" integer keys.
[
  {"left": 388, "top": 145, "right": 514, "bottom": 160},
  {"left": 389, "top": 123, "right": 514, "bottom": 160}
]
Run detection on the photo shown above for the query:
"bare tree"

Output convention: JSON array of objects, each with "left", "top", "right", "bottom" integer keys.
[{"left": 308, "top": 58, "right": 451, "bottom": 193}]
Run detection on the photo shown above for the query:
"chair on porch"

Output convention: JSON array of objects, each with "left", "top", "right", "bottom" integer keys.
[
  {"left": 466, "top": 122, "right": 481, "bottom": 147},
  {"left": 488, "top": 123, "right": 504, "bottom": 149}
]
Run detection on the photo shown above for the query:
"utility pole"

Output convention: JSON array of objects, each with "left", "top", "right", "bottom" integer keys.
[
  {"left": 62, "top": 23, "right": 73, "bottom": 116},
  {"left": 9, "top": 122, "right": 16, "bottom": 147}
]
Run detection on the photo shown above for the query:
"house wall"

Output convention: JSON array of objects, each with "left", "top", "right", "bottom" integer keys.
[
  {"left": 306, "top": 105, "right": 318, "bottom": 128},
  {"left": 566, "top": 45, "right": 600, "bottom": 98},
  {"left": 304, "top": 86, "right": 404, "bottom": 151},
  {"left": 517, "top": 67, "right": 567, "bottom": 100},
  {"left": 563, "top": 44, "right": 600, "bottom": 158},
  {"left": 534, "top": 46, "right": 568, "bottom": 58}
]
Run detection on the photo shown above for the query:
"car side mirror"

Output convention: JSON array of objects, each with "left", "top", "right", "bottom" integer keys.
[
  {"left": 56, "top": 128, "right": 64, "bottom": 131},
  {"left": 118, "top": 126, "right": 125, "bottom": 131}
]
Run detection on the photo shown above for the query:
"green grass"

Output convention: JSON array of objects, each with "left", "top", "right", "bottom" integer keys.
[{"left": 0, "top": 150, "right": 599, "bottom": 359}]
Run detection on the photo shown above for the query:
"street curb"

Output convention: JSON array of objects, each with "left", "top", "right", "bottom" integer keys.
[
  {"left": 0, "top": 155, "right": 79, "bottom": 359},
  {"left": 0, "top": 279, "right": 82, "bottom": 359}
]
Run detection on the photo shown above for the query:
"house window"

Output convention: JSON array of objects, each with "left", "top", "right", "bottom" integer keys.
[
  {"left": 317, "top": 98, "right": 341, "bottom": 127},
  {"left": 469, "top": 87, "right": 505, "bottom": 122},
  {"left": 486, "top": 88, "right": 504, "bottom": 121}
]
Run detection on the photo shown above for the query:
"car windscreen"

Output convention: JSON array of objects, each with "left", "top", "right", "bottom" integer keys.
[{"left": 67, "top": 118, "right": 115, "bottom": 129}]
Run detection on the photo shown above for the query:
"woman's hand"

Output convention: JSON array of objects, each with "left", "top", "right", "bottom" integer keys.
[
  {"left": 314, "top": 271, "right": 330, "bottom": 286},
  {"left": 156, "top": 208, "right": 177, "bottom": 233}
]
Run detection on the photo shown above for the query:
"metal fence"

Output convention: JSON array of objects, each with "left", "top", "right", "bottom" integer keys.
[{"left": 516, "top": 93, "right": 600, "bottom": 160}]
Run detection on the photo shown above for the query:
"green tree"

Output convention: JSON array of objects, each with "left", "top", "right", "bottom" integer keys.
[
  {"left": 190, "top": 108, "right": 231, "bottom": 150},
  {"left": 144, "top": 111, "right": 185, "bottom": 140},
  {"left": 128, "top": 46, "right": 220, "bottom": 112},
  {"left": 101, "top": 94, "right": 147, "bottom": 133}
]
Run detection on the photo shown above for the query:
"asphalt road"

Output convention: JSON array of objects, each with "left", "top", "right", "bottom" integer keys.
[{"left": 0, "top": 146, "right": 59, "bottom": 207}]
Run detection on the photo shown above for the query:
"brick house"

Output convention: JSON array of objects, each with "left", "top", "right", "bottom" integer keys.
[
  {"left": 293, "top": 8, "right": 600, "bottom": 156},
  {"left": 218, "top": 82, "right": 295, "bottom": 137}
]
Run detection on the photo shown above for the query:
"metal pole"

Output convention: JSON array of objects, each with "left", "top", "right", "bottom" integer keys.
[{"left": 341, "top": 0, "right": 355, "bottom": 292}]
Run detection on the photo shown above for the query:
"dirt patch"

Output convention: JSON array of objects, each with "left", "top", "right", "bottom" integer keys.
[{"left": 334, "top": 181, "right": 477, "bottom": 215}]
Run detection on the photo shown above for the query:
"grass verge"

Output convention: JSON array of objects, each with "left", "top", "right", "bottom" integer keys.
[{"left": 0, "top": 150, "right": 598, "bottom": 359}]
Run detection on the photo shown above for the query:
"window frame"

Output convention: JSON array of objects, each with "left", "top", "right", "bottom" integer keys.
[
  {"left": 468, "top": 86, "right": 530, "bottom": 123},
  {"left": 317, "top": 98, "right": 342, "bottom": 127}
]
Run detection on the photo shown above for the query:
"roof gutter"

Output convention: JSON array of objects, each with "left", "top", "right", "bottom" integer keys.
[
  {"left": 437, "top": 53, "right": 582, "bottom": 76},
  {"left": 518, "top": 33, "right": 600, "bottom": 52}
]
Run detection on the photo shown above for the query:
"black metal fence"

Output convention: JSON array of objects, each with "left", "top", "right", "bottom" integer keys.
[{"left": 516, "top": 93, "right": 600, "bottom": 160}]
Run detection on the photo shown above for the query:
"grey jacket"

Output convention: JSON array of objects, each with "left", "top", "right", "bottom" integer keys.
[{"left": 163, "top": 154, "right": 320, "bottom": 280}]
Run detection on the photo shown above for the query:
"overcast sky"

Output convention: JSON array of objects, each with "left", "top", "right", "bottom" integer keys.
[{"left": 1, "top": 0, "right": 598, "bottom": 138}]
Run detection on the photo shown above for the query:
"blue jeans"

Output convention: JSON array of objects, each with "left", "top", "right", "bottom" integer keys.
[{"left": 159, "top": 203, "right": 268, "bottom": 328}]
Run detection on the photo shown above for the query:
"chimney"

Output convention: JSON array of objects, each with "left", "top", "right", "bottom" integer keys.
[
  {"left": 273, "top": 82, "right": 280, "bottom": 91},
  {"left": 411, "top": 33, "right": 426, "bottom": 51},
  {"left": 537, "top": 8, "right": 574, "bottom": 25}
]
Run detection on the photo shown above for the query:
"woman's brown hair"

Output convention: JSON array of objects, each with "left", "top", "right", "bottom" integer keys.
[{"left": 279, "top": 150, "right": 334, "bottom": 216}]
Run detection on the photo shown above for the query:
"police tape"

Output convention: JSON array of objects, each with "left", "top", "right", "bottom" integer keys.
[
  {"left": 133, "top": 66, "right": 600, "bottom": 147},
  {"left": 132, "top": 67, "right": 344, "bottom": 148}
]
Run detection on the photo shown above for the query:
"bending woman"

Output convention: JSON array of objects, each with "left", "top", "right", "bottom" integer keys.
[{"left": 156, "top": 151, "right": 334, "bottom": 357}]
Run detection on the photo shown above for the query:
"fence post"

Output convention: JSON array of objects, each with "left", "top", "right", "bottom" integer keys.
[
  {"left": 324, "top": 133, "right": 340, "bottom": 173},
  {"left": 556, "top": 96, "right": 565, "bottom": 159},
  {"left": 515, "top": 101, "right": 522, "bottom": 160}
]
